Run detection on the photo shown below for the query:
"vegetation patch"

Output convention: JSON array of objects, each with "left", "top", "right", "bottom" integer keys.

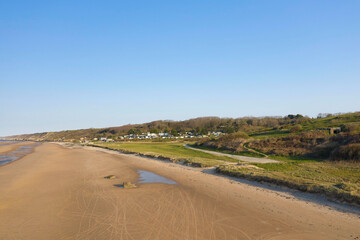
[
  {"left": 216, "top": 161, "right": 360, "bottom": 204},
  {"left": 122, "top": 182, "right": 137, "bottom": 189},
  {"left": 92, "top": 142, "right": 236, "bottom": 167},
  {"left": 330, "top": 143, "right": 360, "bottom": 162},
  {"left": 104, "top": 175, "right": 116, "bottom": 179},
  {"left": 194, "top": 132, "right": 250, "bottom": 154},
  {"left": 191, "top": 144, "right": 265, "bottom": 158}
]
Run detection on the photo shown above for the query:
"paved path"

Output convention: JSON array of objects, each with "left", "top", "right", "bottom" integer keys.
[{"left": 184, "top": 144, "right": 279, "bottom": 164}]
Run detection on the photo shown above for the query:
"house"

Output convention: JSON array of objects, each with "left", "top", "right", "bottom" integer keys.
[
  {"left": 158, "top": 132, "right": 169, "bottom": 137},
  {"left": 146, "top": 132, "right": 158, "bottom": 138},
  {"left": 211, "top": 131, "right": 223, "bottom": 137}
]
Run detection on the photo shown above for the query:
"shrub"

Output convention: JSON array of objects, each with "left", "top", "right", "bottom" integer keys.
[
  {"left": 341, "top": 123, "right": 360, "bottom": 134},
  {"left": 290, "top": 125, "right": 302, "bottom": 133},
  {"left": 248, "top": 131, "right": 330, "bottom": 157},
  {"left": 194, "top": 137, "right": 211, "bottom": 146},
  {"left": 195, "top": 131, "right": 249, "bottom": 152},
  {"left": 330, "top": 143, "right": 360, "bottom": 161},
  {"left": 219, "top": 131, "right": 249, "bottom": 141}
]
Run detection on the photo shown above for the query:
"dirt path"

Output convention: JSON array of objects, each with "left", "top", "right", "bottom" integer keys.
[
  {"left": 0, "top": 143, "right": 359, "bottom": 240},
  {"left": 185, "top": 144, "right": 278, "bottom": 163},
  {"left": 243, "top": 142, "right": 269, "bottom": 158}
]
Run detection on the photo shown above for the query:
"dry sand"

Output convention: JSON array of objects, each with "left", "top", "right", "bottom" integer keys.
[{"left": 0, "top": 143, "right": 359, "bottom": 240}]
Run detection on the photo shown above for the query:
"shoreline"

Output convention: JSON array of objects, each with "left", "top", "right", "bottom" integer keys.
[{"left": 0, "top": 141, "right": 41, "bottom": 167}]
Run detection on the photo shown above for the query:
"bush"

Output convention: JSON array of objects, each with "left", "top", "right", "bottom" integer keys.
[
  {"left": 290, "top": 125, "right": 302, "bottom": 133},
  {"left": 330, "top": 143, "right": 360, "bottom": 161},
  {"left": 341, "top": 123, "right": 360, "bottom": 134},
  {"left": 248, "top": 131, "right": 330, "bottom": 157},
  {"left": 194, "top": 137, "right": 211, "bottom": 146},
  {"left": 219, "top": 131, "right": 249, "bottom": 141},
  {"left": 194, "top": 131, "right": 249, "bottom": 152}
]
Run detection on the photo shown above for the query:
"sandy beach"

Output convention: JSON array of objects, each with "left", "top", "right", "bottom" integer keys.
[{"left": 0, "top": 143, "right": 359, "bottom": 240}]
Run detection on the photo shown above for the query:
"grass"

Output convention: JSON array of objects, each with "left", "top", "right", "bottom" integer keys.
[
  {"left": 266, "top": 155, "right": 321, "bottom": 163},
  {"left": 191, "top": 143, "right": 320, "bottom": 162},
  {"left": 217, "top": 160, "right": 360, "bottom": 204},
  {"left": 93, "top": 142, "right": 237, "bottom": 167},
  {"left": 250, "top": 129, "right": 291, "bottom": 139},
  {"left": 301, "top": 112, "right": 360, "bottom": 131},
  {"left": 248, "top": 112, "right": 360, "bottom": 140},
  {"left": 190, "top": 144, "right": 265, "bottom": 158},
  {"left": 253, "top": 161, "right": 360, "bottom": 184}
]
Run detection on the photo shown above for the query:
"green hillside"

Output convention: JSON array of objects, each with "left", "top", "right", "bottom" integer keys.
[{"left": 3, "top": 112, "right": 359, "bottom": 143}]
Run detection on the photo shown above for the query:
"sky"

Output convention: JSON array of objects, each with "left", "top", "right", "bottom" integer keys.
[{"left": 1, "top": 0, "right": 360, "bottom": 136}]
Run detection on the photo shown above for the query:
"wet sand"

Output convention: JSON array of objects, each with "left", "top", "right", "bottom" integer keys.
[
  {"left": 0, "top": 141, "right": 40, "bottom": 166},
  {"left": 0, "top": 141, "right": 34, "bottom": 155},
  {"left": 0, "top": 143, "right": 359, "bottom": 240}
]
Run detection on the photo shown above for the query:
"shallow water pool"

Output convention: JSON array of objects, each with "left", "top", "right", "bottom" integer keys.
[{"left": 137, "top": 170, "right": 177, "bottom": 184}]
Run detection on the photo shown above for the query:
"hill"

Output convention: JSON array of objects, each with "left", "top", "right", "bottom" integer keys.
[
  {"left": 2, "top": 112, "right": 360, "bottom": 144},
  {"left": 194, "top": 112, "right": 360, "bottom": 161}
]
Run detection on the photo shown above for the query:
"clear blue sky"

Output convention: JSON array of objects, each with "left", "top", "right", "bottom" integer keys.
[{"left": 1, "top": 0, "right": 359, "bottom": 136}]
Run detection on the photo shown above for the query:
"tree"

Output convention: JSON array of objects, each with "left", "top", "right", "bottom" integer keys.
[
  {"left": 223, "top": 126, "right": 235, "bottom": 134},
  {"left": 150, "top": 128, "right": 159, "bottom": 134},
  {"left": 170, "top": 129, "right": 178, "bottom": 136},
  {"left": 128, "top": 128, "right": 141, "bottom": 135}
]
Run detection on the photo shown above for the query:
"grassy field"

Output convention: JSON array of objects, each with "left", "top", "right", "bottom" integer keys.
[
  {"left": 93, "top": 142, "right": 237, "bottom": 167},
  {"left": 190, "top": 144, "right": 265, "bottom": 158},
  {"left": 249, "top": 129, "right": 292, "bottom": 139},
  {"left": 301, "top": 112, "right": 360, "bottom": 131}
]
